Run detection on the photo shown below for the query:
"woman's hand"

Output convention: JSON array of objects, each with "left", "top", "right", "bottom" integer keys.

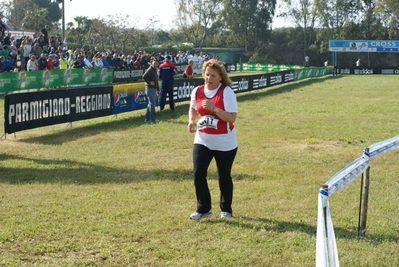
[
  {"left": 188, "top": 121, "right": 196, "bottom": 133},
  {"left": 201, "top": 100, "right": 215, "bottom": 111}
]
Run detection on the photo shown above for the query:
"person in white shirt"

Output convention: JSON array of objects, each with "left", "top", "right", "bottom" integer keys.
[
  {"left": 27, "top": 54, "right": 38, "bottom": 71},
  {"left": 83, "top": 54, "right": 93, "bottom": 68},
  {"left": 188, "top": 59, "right": 238, "bottom": 221},
  {"left": 93, "top": 53, "right": 104, "bottom": 68}
]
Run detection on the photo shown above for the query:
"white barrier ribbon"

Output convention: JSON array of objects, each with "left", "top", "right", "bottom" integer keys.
[
  {"left": 316, "top": 135, "right": 399, "bottom": 267},
  {"left": 325, "top": 153, "right": 370, "bottom": 196},
  {"left": 368, "top": 135, "right": 399, "bottom": 158},
  {"left": 316, "top": 191, "right": 340, "bottom": 267}
]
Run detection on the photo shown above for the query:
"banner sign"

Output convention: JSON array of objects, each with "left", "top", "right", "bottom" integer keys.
[
  {"left": 112, "top": 83, "right": 148, "bottom": 114},
  {"left": 335, "top": 67, "right": 399, "bottom": 75},
  {"left": 329, "top": 40, "right": 399, "bottom": 52},
  {"left": 4, "top": 86, "right": 113, "bottom": 134},
  {"left": 237, "top": 63, "right": 303, "bottom": 72},
  {"left": 113, "top": 63, "right": 189, "bottom": 83},
  {"left": 0, "top": 68, "right": 113, "bottom": 94},
  {"left": 3, "top": 67, "right": 327, "bottom": 134}
]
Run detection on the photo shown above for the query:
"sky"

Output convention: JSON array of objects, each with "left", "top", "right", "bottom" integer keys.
[{"left": 63, "top": 0, "right": 291, "bottom": 30}]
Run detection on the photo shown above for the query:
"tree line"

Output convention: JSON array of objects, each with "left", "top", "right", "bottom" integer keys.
[{"left": 1, "top": 0, "right": 398, "bottom": 67}]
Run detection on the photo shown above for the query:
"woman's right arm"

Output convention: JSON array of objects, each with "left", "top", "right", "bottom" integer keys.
[{"left": 188, "top": 107, "right": 197, "bottom": 133}]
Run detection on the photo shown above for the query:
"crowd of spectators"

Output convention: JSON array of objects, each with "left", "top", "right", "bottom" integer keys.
[{"left": 0, "top": 22, "right": 221, "bottom": 74}]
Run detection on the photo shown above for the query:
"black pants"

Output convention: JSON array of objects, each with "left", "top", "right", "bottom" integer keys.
[
  {"left": 193, "top": 144, "right": 238, "bottom": 214},
  {"left": 160, "top": 83, "right": 175, "bottom": 111}
]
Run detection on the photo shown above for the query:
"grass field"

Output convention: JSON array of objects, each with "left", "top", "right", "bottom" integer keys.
[{"left": 1, "top": 75, "right": 399, "bottom": 266}]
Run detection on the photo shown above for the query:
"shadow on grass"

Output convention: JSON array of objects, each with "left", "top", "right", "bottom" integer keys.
[
  {"left": 12, "top": 104, "right": 189, "bottom": 145},
  {"left": 0, "top": 153, "right": 258, "bottom": 184},
  {"left": 208, "top": 215, "right": 399, "bottom": 243}
]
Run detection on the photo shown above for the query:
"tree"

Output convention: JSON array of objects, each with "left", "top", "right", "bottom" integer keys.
[
  {"left": 222, "top": 0, "right": 276, "bottom": 52},
  {"left": 21, "top": 8, "right": 50, "bottom": 31},
  {"left": 278, "top": 0, "right": 317, "bottom": 59},
  {"left": 1, "top": 0, "right": 61, "bottom": 31},
  {"left": 71, "top": 16, "right": 92, "bottom": 47},
  {"left": 375, "top": 0, "right": 399, "bottom": 38},
  {"left": 175, "top": 0, "right": 223, "bottom": 48}
]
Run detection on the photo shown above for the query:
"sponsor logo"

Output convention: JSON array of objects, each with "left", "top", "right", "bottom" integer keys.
[
  {"left": 177, "top": 82, "right": 195, "bottom": 99},
  {"left": 237, "top": 78, "right": 249, "bottom": 91},
  {"left": 42, "top": 70, "right": 51, "bottom": 87},
  {"left": 8, "top": 93, "right": 111, "bottom": 124},
  {"left": 371, "top": 41, "right": 398, "bottom": 47},
  {"left": 134, "top": 90, "right": 146, "bottom": 104},
  {"left": 284, "top": 72, "right": 295, "bottom": 82},
  {"left": 252, "top": 76, "right": 267, "bottom": 89},
  {"left": 113, "top": 92, "right": 128, "bottom": 107},
  {"left": 114, "top": 70, "right": 132, "bottom": 79},
  {"left": 354, "top": 69, "right": 373, "bottom": 75},
  {"left": 270, "top": 74, "right": 282, "bottom": 85}
]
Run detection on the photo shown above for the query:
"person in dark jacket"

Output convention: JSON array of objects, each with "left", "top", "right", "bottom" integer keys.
[
  {"left": 38, "top": 53, "right": 48, "bottom": 70},
  {"left": 142, "top": 58, "right": 160, "bottom": 123},
  {"left": 158, "top": 55, "right": 178, "bottom": 112}
]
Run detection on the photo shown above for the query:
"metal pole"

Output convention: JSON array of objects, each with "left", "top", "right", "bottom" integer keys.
[
  {"left": 357, "top": 172, "right": 364, "bottom": 235},
  {"left": 62, "top": 0, "right": 65, "bottom": 41},
  {"left": 358, "top": 148, "right": 370, "bottom": 236}
]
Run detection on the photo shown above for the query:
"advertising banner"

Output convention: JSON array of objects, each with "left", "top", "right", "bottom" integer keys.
[
  {"left": 4, "top": 86, "right": 113, "bottom": 134},
  {"left": 112, "top": 83, "right": 148, "bottom": 114},
  {"left": 0, "top": 68, "right": 113, "bottom": 93},
  {"left": 329, "top": 40, "right": 399, "bottom": 52},
  {"left": 3, "top": 67, "right": 327, "bottom": 134},
  {"left": 237, "top": 63, "right": 303, "bottom": 72}
]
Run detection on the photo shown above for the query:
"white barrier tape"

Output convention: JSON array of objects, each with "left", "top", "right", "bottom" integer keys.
[
  {"left": 368, "top": 135, "right": 399, "bottom": 158},
  {"left": 316, "top": 194, "right": 340, "bottom": 267},
  {"left": 316, "top": 194, "right": 328, "bottom": 267},
  {"left": 325, "top": 155, "right": 369, "bottom": 196},
  {"left": 316, "top": 135, "right": 399, "bottom": 267}
]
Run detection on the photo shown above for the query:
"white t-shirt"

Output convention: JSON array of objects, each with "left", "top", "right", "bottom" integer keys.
[{"left": 190, "top": 83, "right": 238, "bottom": 151}]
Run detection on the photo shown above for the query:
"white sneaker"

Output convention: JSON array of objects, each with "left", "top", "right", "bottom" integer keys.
[
  {"left": 190, "top": 210, "right": 212, "bottom": 221},
  {"left": 220, "top": 211, "right": 232, "bottom": 219}
]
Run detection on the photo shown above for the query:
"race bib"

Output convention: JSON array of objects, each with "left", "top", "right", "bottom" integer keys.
[{"left": 197, "top": 115, "right": 219, "bottom": 130}]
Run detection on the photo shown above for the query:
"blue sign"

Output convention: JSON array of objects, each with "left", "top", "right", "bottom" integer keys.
[{"left": 329, "top": 40, "right": 399, "bottom": 53}]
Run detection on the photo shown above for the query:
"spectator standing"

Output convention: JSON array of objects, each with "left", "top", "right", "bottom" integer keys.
[
  {"left": 183, "top": 59, "right": 194, "bottom": 78},
  {"left": 47, "top": 54, "right": 55, "bottom": 70},
  {"left": 158, "top": 55, "right": 178, "bottom": 112},
  {"left": 356, "top": 58, "right": 360, "bottom": 66},
  {"left": 140, "top": 55, "right": 149, "bottom": 69},
  {"left": 83, "top": 53, "right": 93, "bottom": 68},
  {"left": 38, "top": 53, "right": 48, "bottom": 70},
  {"left": 24, "top": 39, "right": 32, "bottom": 58},
  {"left": 101, "top": 54, "right": 111, "bottom": 68},
  {"left": 70, "top": 55, "right": 83, "bottom": 68},
  {"left": 59, "top": 53, "right": 68, "bottom": 69},
  {"left": 304, "top": 55, "right": 310, "bottom": 67},
  {"left": 41, "top": 25, "right": 50, "bottom": 46},
  {"left": 133, "top": 56, "right": 141, "bottom": 68},
  {"left": 9, "top": 40, "right": 19, "bottom": 61},
  {"left": 32, "top": 43, "right": 43, "bottom": 57},
  {"left": 52, "top": 55, "right": 60, "bottom": 69},
  {"left": 0, "top": 56, "right": 5, "bottom": 72},
  {"left": 26, "top": 54, "right": 38, "bottom": 71},
  {"left": 142, "top": 58, "right": 160, "bottom": 123},
  {"left": 3, "top": 33, "right": 11, "bottom": 46},
  {"left": 187, "top": 59, "right": 238, "bottom": 221}
]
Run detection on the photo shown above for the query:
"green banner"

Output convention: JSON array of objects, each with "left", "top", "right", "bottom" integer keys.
[
  {"left": 294, "top": 67, "right": 326, "bottom": 81},
  {"left": 0, "top": 68, "right": 114, "bottom": 93},
  {"left": 237, "top": 63, "right": 304, "bottom": 72}
]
